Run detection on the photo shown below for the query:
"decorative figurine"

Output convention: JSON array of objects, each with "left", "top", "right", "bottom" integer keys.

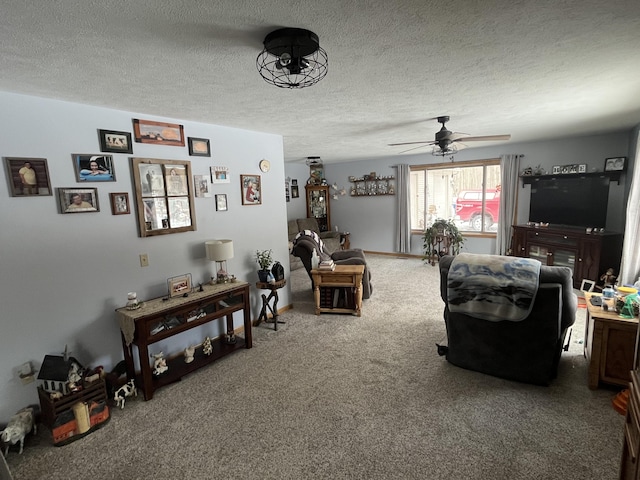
[
  {"left": 600, "top": 268, "right": 617, "bottom": 287},
  {"left": 1, "top": 407, "right": 36, "bottom": 455},
  {"left": 184, "top": 346, "right": 195, "bottom": 363},
  {"left": 113, "top": 379, "right": 137, "bottom": 409},
  {"left": 151, "top": 352, "right": 168, "bottom": 376},
  {"left": 203, "top": 336, "right": 213, "bottom": 356},
  {"left": 224, "top": 332, "right": 237, "bottom": 345}
]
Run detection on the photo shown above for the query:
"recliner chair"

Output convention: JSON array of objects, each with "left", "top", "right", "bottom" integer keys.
[
  {"left": 292, "top": 232, "right": 373, "bottom": 299},
  {"left": 438, "top": 254, "right": 577, "bottom": 385}
]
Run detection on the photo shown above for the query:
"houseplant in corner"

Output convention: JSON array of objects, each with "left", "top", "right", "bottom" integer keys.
[
  {"left": 255, "top": 249, "right": 273, "bottom": 282},
  {"left": 422, "top": 218, "right": 464, "bottom": 265}
]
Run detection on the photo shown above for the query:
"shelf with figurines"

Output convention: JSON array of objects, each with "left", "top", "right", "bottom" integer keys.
[{"left": 348, "top": 173, "right": 395, "bottom": 196}]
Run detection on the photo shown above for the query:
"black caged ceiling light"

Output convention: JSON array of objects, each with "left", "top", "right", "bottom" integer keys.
[{"left": 256, "top": 28, "right": 328, "bottom": 89}]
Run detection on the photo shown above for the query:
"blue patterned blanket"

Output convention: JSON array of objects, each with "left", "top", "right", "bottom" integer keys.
[{"left": 447, "top": 253, "right": 541, "bottom": 321}]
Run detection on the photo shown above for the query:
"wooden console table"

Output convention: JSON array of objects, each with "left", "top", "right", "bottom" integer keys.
[
  {"left": 116, "top": 281, "right": 251, "bottom": 400},
  {"left": 584, "top": 292, "right": 637, "bottom": 390},
  {"left": 311, "top": 265, "right": 364, "bottom": 316}
]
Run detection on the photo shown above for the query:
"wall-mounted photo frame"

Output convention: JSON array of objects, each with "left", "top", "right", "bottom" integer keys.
[
  {"left": 211, "top": 166, "right": 230, "bottom": 184},
  {"left": 291, "top": 185, "right": 299, "bottom": 198},
  {"left": 167, "top": 273, "right": 193, "bottom": 298},
  {"left": 3, "top": 157, "right": 52, "bottom": 197},
  {"left": 188, "top": 137, "right": 211, "bottom": 157},
  {"left": 133, "top": 119, "right": 185, "bottom": 147},
  {"left": 240, "top": 174, "right": 261, "bottom": 205},
  {"left": 98, "top": 129, "right": 133, "bottom": 154},
  {"left": 57, "top": 187, "right": 99, "bottom": 213},
  {"left": 131, "top": 157, "right": 196, "bottom": 237},
  {"left": 194, "top": 175, "right": 211, "bottom": 197},
  {"left": 552, "top": 166, "right": 561, "bottom": 175},
  {"left": 578, "top": 164, "right": 587, "bottom": 173},
  {"left": 72, "top": 154, "right": 115, "bottom": 182},
  {"left": 604, "top": 157, "right": 627, "bottom": 172},
  {"left": 216, "top": 194, "right": 228, "bottom": 211},
  {"left": 110, "top": 192, "right": 130, "bottom": 215}
]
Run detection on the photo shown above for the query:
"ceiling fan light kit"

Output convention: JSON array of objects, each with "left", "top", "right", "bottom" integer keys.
[
  {"left": 256, "top": 28, "right": 328, "bottom": 89},
  {"left": 389, "top": 115, "right": 511, "bottom": 156}
]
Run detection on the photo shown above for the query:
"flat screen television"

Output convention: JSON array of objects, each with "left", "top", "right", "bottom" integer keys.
[{"left": 529, "top": 176, "right": 609, "bottom": 228}]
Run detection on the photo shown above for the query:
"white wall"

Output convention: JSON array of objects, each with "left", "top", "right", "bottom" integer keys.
[
  {"left": 284, "top": 163, "right": 309, "bottom": 221},
  {"left": 0, "top": 92, "right": 290, "bottom": 420},
  {"left": 321, "top": 131, "right": 632, "bottom": 256}
]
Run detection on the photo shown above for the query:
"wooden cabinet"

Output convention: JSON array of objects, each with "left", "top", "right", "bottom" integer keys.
[
  {"left": 512, "top": 224, "right": 622, "bottom": 289},
  {"left": 312, "top": 265, "right": 364, "bottom": 316},
  {"left": 116, "top": 282, "right": 251, "bottom": 400},
  {"left": 620, "top": 371, "right": 640, "bottom": 479},
  {"left": 306, "top": 184, "right": 331, "bottom": 232}
]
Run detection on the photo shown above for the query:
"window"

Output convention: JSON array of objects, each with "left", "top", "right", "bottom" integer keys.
[{"left": 410, "top": 159, "right": 501, "bottom": 234}]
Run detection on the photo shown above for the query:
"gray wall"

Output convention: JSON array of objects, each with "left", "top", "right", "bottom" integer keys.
[
  {"left": 0, "top": 91, "right": 290, "bottom": 420},
  {"left": 293, "top": 131, "right": 632, "bottom": 256}
]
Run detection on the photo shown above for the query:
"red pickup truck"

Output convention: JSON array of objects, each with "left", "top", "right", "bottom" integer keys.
[{"left": 455, "top": 189, "right": 500, "bottom": 231}]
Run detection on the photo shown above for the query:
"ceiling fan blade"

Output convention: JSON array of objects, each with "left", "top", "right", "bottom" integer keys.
[
  {"left": 453, "top": 134, "right": 511, "bottom": 143},
  {"left": 388, "top": 140, "right": 436, "bottom": 146},
  {"left": 399, "top": 144, "right": 431, "bottom": 154}
]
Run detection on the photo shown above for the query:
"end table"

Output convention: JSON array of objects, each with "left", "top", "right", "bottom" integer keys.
[{"left": 255, "top": 279, "right": 286, "bottom": 330}]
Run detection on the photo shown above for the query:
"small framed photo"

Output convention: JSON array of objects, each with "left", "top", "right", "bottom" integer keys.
[
  {"left": 216, "top": 194, "right": 228, "bottom": 211},
  {"left": 133, "top": 119, "right": 185, "bottom": 147},
  {"left": 211, "top": 166, "right": 230, "bottom": 184},
  {"left": 167, "top": 273, "right": 192, "bottom": 298},
  {"left": 578, "top": 164, "right": 587, "bottom": 173},
  {"left": 552, "top": 166, "right": 561, "bottom": 175},
  {"left": 3, "top": 157, "right": 52, "bottom": 196},
  {"left": 188, "top": 137, "right": 211, "bottom": 157},
  {"left": 604, "top": 157, "right": 627, "bottom": 172},
  {"left": 194, "top": 175, "right": 211, "bottom": 197},
  {"left": 98, "top": 129, "right": 133, "bottom": 154},
  {"left": 110, "top": 192, "right": 130, "bottom": 215},
  {"left": 240, "top": 174, "right": 261, "bottom": 205},
  {"left": 57, "top": 187, "right": 99, "bottom": 213},
  {"left": 580, "top": 279, "right": 596, "bottom": 292},
  {"left": 72, "top": 154, "right": 115, "bottom": 182},
  {"left": 291, "top": 185, "right": 299, "bottom": 198},
  {"left": 568, "top": 164, "right": 578, "bottom": 174}
]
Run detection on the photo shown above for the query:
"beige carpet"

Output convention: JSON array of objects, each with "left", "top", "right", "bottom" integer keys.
[{"left": 5, "top": 255, "right": 625, "bottom": 480}]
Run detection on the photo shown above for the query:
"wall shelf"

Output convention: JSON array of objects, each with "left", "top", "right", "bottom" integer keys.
[
  {"left": 348, "top": 175, "right": 395, "bottom": 196},
  {"left": 520, "top": 171, "right": 622, "bottom": 187}
]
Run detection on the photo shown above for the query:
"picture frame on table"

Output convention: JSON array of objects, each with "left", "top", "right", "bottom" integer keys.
[
  {"left": 167, "top": 273, "right": 193, "bottom": 298},
  {"left": 604, "top": 157, "right": 627, "bottom": 172},
  {"left": 72, "top": 153, "right": 115, "bottom": 182},
  {"left": 110, "top": 192, "right": 130, "bottom": 215},
  {"left": 3, "top": 157, "right": 53, "bottom": 197},
  {"left": 133, "top": 119, "right": 185, "bottom": 147},
  {"left": 188, "top": 137, "right": 211, "bottom": 157},
  {"left": 216, "top": 194, "right": 228, "bottom": 211},
  {"left": 98, "top": 129, "right": 133, "bottom": 154},
  {"left": 240, "top": 174, "right": 261, "bottom": 205},
  {"left": 57, "top": 187, "right": 99, "bottom": 213}
]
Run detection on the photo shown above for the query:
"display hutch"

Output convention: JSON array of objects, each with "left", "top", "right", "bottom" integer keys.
[
  {"left": 305, "top": 184, "right": 331, "bottom": 232},
  {"left": 511, "top": 224, "right": 622, "bottom": 289}
]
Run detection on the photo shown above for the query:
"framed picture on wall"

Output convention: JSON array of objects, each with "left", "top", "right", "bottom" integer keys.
[
  {"left": 72, "top": 154, "right": 115, "bottom": 182},
  {"left": 188, "top": 137, "right": 211, "bottom": 157},
  {"left": 240, "top": 174, "right": 261, "bottom": 205},
  {"left": 57, "top": 187, "right": 99, "bottom": 213},
  {"left": 215, "top": 194, "right": 228, "bottom": 211},
  {"left": 3, "top": 157, "right": 52, "bottom": 197},
  {"left": 110, "top": 192, "right": 130, "bottom": 215},
  {"left": 98, "top": 129, "right": 133, "bottom": 154},
  {"left": 291, "top": 185, "right": 299, "bottom": 198},
  {"left": 133, "top": 119, "right": 185, "bottom": 147},
  {"left": 604, "top": 157, "right": 627, "bottom": 172}
]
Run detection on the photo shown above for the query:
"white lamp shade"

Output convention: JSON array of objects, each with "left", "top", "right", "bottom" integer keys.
[{"left": 205, "top": 240, "right": 234, "bottom": 262}]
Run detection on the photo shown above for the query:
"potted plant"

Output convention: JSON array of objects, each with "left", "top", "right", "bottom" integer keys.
[
  {"left": 255, "top": 249, "right": 273, "bottom": 282},
  {"left": 422, "top": 218, "right": 464, "bottom": 265}
]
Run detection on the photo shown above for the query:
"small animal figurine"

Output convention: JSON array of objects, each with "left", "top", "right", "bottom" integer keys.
[
  {"left": 113, "top": 379, "right": 137, "bottom": 410},
  {"left": 151, "top": 352, "right": 168, "bottom": 376},
  {"left": 1, "top": 407, "right": 36, "bottom": 455},
  {"left": 184, "top": 346, "right": 195, "bottom": 363}
]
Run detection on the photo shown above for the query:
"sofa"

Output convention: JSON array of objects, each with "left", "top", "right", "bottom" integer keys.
[
  {"left": 438, "top": 254, "right": 577, "bottom": 385},
  {"left": 288, "top": 218, "right": 341, "bottom": 271},
  {"left": 292, "top": 232, "right": 373, "bottom": 300}
]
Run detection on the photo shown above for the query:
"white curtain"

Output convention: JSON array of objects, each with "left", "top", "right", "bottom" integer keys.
[
  {"left": 495, "top": 154, "right": 522, "bottom": 255},
  {"left": 619, "top": 135, "right": 640, "bottom": 286},
  {"left": 396, "top": 164, "right": 411, "bottom": 253}
]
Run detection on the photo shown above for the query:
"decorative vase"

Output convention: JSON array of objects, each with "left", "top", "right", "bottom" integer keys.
[{"left": 258, "top": 269, "right": 270, "bottom": 282}]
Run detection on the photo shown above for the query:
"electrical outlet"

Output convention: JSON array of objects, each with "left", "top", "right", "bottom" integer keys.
[{"left": 139, "top": 254, "right": 149, "bottom": 267}]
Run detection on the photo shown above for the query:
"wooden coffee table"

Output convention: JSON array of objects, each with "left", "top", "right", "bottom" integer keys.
[
  {"left": 584, "top": 292, "right": 638, "bottom": 389},
  {"left": 311, "top": 265, "right": 364, "bottom": 316}
]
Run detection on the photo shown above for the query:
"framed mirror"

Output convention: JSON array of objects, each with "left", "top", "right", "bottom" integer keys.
[{"left": 131, "top": 157, "right": 196, "bottom": 237}]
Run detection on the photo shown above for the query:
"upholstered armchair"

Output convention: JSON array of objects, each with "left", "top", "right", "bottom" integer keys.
[
  {"left": 292, "top": 232, "right": 372, "bottom": 299},
  {"left": 438, "top": 253, "right": 577, "bottom": 385}
]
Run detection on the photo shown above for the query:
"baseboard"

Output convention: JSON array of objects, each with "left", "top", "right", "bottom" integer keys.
[{"left": 362, "top": 250, "right": 422, "bottom": 259}]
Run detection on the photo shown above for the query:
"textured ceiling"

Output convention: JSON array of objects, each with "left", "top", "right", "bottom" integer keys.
[{"left": 2, "top": 0, "right": 640, "bottom": 163}]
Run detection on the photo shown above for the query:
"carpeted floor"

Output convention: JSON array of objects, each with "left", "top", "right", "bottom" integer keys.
[{"left": 5, "top": 255, "right": 625, "bottom": 480}]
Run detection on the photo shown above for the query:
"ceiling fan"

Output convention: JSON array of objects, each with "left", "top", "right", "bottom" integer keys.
[{"left": 389, "top": 116, "right": 511, "bottom": 156}]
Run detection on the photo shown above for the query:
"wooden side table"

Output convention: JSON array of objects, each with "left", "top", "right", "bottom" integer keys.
[
  {"left": 311, "top": 265, "right": 364, "bottom": 316},
  {"left": 255, "top": 279, "right": 286, "bottom": 330},
  {"left": 584, "top": 292, "right": 638, "bottom": 389}
]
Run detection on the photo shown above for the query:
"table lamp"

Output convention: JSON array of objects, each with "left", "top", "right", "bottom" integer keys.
[{"left": 205, "top": 239, "right": 234, "bottom": 284}]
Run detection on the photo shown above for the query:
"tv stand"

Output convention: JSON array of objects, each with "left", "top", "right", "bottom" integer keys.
[{"left": 512, "top": 224, "right": 622, "bottom": 289}]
